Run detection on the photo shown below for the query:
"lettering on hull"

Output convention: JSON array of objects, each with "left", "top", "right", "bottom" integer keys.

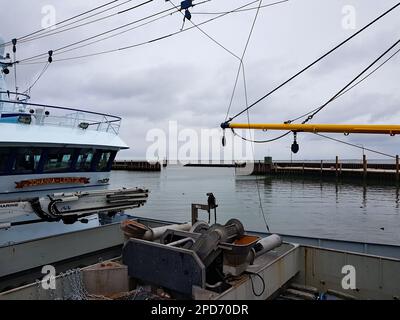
[{"left": 15, "top": 177, "right": 90, "bottom": 189}]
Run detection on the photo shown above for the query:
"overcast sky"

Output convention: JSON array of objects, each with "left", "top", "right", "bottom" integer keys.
[{"left": 1, "top": 0, "right": 400, "bottom": 161}]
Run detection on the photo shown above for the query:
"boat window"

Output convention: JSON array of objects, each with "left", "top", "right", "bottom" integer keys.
[
  {"left": 12, "top": 148, "right": 42, "bottom": 174},
  {"left": 0, "top": 148, "right": 9, "bottom": 172},
  {"left": 43, "top": 148, "right": 74, "bottom": 173},
  {"left": 97, "top": 151, "right": 112, "bottom": 171},
  {"left": 76, "top": 149, "right": 94, "bottom": 171}
]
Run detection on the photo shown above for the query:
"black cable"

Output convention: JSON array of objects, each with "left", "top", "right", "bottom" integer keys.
[
  {"left": 18, "top": 0, "right": 261, "bottom": 64},
  {"left": 29, "top": 10, "right": 178, "bottom": 62},
  {"left": 231, "top": 129, "right": 290, "bottom": 143},
  {"left": 225, "top": 0, "right": 288, "bottom": 121},
  {"left": 13, "top": 51, "right": 18, "bottom": 92},
  {"left": 225, "top": 1, "right": 400, "bottom": 123},
  {"left": 193, "top": 0, "right": 289, "bottom": 15},
  {"left": 170, "top": 0, "right": 282, "bottom": 127},
  {"left": 18, "top": 0, "right": 210, "bottom": 63},
  {"left": 241, "top": 0, "right": 271, "bottom": 233},
  {"left": 168, "top": 0, "right": 243, "bottom": 60},
  {"left": 18, "top": 0, "right": 137, "bottom": 44},
  {"left": 313, "top": 133, "right": 396, "bottom": 159},
  {"left": 48, "top": 0, "right": 211, "bottom": 62},
  {"left": 287, "top": 46, "right": 400, "bottom": 124},
  {"left": 18, "top": 0, "right": 158, "bottom": 63},
  {"left": 0, "top": 0, "right": 120, "bottom": 47},
  {"left": 23, "top": 62, "right": 50, "bottom": 94},
  {"left": 300, "top": 39, "right": 400, "bottom": 125},
  {"left": 230, "top": 39, "right": 400, "bottom": 144},
  {"left": 246, "top": 271, "right": 266, "bottom": 297}
]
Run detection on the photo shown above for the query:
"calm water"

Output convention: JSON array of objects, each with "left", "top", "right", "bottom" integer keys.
[{"left": 110, "top": 166, "right": 400, "bottom": 246}]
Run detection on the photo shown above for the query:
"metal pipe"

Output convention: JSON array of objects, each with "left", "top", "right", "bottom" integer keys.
[
  {"left": 254, "top": 234, "right": 282, "bottom": 257},
  {"left": 143, "top": 223, "right": 192, "bottom": 241},
  {"left": 166, "top": 237, "right": 194, "bottom": 247}
]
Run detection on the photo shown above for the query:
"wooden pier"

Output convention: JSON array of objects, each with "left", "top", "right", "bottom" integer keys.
[
  {"left": 244, "top": 155, "right": 400, "bottom": 183},
  {"left": 112, "top": 160, "right": 161, "bottom": 172},
  {"left": 184, "top": 163, "right": 246, "bottom": 168}
]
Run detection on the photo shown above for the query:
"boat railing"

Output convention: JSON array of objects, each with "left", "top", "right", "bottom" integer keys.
[
  {"left": 0, "top": 97, "right": 122, "bottom": 134},
  {"left": 0, "top": 91, "right": 30, "bottom": 103}
]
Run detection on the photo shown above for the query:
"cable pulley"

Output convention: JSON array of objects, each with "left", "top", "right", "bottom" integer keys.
[
  {"left": 11, "top": 38, "right": 17, "bottom": 53},
  {"left": 291, "top": 132, "right": 299, "bottom": 154},
  {"left": 48, "top": 50, "right": 53, "bottom": 63}
]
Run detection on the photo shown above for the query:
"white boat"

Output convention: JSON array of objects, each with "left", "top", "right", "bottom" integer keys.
[{"left": 0, "top": 38, "right": 149, "bottom": 283}]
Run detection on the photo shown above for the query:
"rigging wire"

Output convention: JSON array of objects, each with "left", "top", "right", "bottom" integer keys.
[
  {"left": 21, "top": 10, "right": 180, "bottom": 64},
  {"left": 19, "top": 1, "right": 212, "bottom": 65},
  {"left": 243, "top": 1, "right": 271, "bottom": 233},
  {"left": 23, "top": 62, "right": 51, "bottom": 95},
  {"left": 17, "top": 0, "right": 263, "bottom": 64},
  {"left": 298, "top": 39, "right": 400, "bottom": 125},
  {"left": 167, "top": 0, "right": 245, "bottom": 60},
  {"left": 13, "top": 50, "right": 18, "bottom": 92},
  {"left": 17, "top": 0, "right": 160, "bottom": 63},
  {"left": 169, "top": 0, "right": 276, "bottom": 231},
  {"left": 229, "top": 0, "right": 271, "bottom": 232},
  {"left": 17, "top": 0, "right": 211, "bottom": 64},
  {"left": 193, "top": 0, "right": 288, "bottom": 15},
  {"left": 225, "top": 1, "right": 400, "bottom": 123},
  {"left": 224, "top": 0, "right": 289, "bottom": 122},
  {"left": 230, "top": 39, "right": 400, "bottom": 147},
  {"left": 313, "top": 133, "right": 396, "bottom": 159},
  {"left": 287, "top": 46, "right": 400, "bottom": 124},
  {"left": 18, "top": 0, "right": 146, "bottom": 44},
  {"left": 0, "top": 0, "right": 121, "bottom": 47},
  {"left": 50, "top": 0, "right": 212, "bottom": 62}
]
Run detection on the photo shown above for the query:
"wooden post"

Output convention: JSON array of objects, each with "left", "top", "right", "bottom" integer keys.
[
  {"left": 396, "top": 155, "right": 399, "bottom": 182},
  {"left": 320, "top": 160, "right": 323, "bottom": 175},
  {"left": 335, "top": 156, "right": 339, "bottom": 177},
  {"left": 363, "top": 154, "right": 367, "bottom": 179}
]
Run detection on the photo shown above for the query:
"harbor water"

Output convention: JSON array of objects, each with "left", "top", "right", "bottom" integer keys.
[{"left": 111, "top": 165, "right": 400, "bottom": 246}]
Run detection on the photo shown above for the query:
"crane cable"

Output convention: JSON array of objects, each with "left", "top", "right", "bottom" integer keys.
[
  {"left": 286, "top": 46, "right": 400, "bottom": 124},
  {"left": 224, "top": 0, "right": 290, "bottom": 122},
  {"left": 23, "top": 62, "right": 51, "bottom": 95},
  {"left": 230, "top": 39, "right": 400, "bottom": 152},
  {"left": 224, "top": 1, "right": 400, "bottom": 124},
  {"left": 313, "top": 133, "right": 396, "bottom": 159}
]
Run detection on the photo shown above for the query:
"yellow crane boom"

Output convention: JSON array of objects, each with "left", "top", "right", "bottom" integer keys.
[{"left": 221, "top": 123, "right": 400, "bottom": 135}]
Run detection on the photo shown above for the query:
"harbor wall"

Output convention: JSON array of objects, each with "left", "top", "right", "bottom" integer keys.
[
  {"left": 112, "top": 160, "right": 161, "bottom": 172},
  {"left": 245, "top": 155, "right": 400, "bottom": 184}
]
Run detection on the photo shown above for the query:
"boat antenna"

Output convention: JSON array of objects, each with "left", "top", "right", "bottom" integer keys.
[{"left": 12, "top": 38, "right": 18, "bottom": 93}]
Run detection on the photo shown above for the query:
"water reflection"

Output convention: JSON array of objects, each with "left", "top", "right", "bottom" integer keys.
[{"left": 109, "top": 168, "right": 400, "bottom": 245}]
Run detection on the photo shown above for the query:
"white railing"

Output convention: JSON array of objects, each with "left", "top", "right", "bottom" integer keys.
[{"left": 0, "top": 96, "right": 122, "bottom": 135}]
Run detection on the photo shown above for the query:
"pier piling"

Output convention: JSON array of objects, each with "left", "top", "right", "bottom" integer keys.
[{"left": 242, "top": 156, "right": 400, "bottom": 184}]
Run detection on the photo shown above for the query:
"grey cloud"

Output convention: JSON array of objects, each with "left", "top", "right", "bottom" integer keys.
[{"left": 1, "top": 0, "right": 400, "bottom": 160}]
